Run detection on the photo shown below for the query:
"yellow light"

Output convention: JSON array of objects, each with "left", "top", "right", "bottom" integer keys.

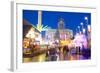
[{"left": 26, "top": 28, "right": 35, "bottom": 39}]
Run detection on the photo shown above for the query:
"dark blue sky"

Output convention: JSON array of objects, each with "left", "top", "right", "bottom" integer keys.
[{"left": 23, "top": 10, "right": 91, "bottom": 35}]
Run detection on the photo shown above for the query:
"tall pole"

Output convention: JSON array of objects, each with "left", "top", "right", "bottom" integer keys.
[
  {"left": 80, "top": 22, "right": 83, "bottom": 33},
  {"left": 37, "top": 10, "right": 42, "bottom": 44},
  {"left": 85, "top": 17, "right": 88, "bottom": 25},
  {"left": 78, "top": 26, "right": 80, "bottom": 34},
  {"left": 85, "top": 17, "right": 88, "bottom": 35},
  {"left": 38, "top": 10, "right": 42, "bottom": 27}
]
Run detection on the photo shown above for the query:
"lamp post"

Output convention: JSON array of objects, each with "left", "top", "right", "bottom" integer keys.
[
  {"left": 85, "top": 16, "right": 91, "bottom": 49},
  {"left": 84, "top": 16, "right": 88, "bottom": 35},
  {"left": 80, "top": 22, "right": 84, "bottom": 34},
  {"left": 87, "top": 25, "right": 91, "bottom": 48},
  {"left": 83, "top": 28, "right": 86, "bottom": 34},
  {"left": 85, "top": 17, "right": 88, "bottom": 25},
  {"left": 78, "top": 26, "right": 80, "bottom": 34},
  {"left": 87, "top": 25, "right": 91, "bottom": 40},
  {"left": 87, "top": 25, "right": 91, "bottom": 32}
]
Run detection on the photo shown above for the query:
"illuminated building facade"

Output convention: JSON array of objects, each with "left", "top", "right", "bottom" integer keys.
[
  {"left": 45, "top": 18, "right": 73, "bottom": 44},
  {"left": 45, "top": 29, "right": 73, "bottom": 41}
]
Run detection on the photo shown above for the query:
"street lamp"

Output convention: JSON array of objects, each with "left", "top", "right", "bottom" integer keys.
[
  {"left": 83, "top": 28, "right": 86, "bottom": 34},
  {"left": 78, "top": 26, "right": 80, "bottom": 33},
  {"left": 80, "top": 22, "right": 84, "bottom": 33},
  {"left": 87, "top": 25, "right": 91, "bottom": 32},
  {"left": 84, "top": 17, "right": 88, "bottom": 26},
  {"left": 80, "top": 22, "right": 83, "bottom": 28},
  {"left": 84, "top": 16, "right": 88, "bottom": 35},
  {"left": 85, "top": 16, "right": 88, "bottom": 20}
]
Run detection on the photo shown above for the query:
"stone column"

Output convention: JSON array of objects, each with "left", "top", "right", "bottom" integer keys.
[{"left": 38, "top": 10, "right": 42, "bottom": 27}]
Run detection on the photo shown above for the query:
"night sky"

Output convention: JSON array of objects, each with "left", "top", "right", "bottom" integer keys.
[{"left": 23, "top": 10, "right": 91, "bottom": 35}]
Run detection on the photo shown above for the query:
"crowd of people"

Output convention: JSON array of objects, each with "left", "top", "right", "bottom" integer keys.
[{"left": 45, "top": 44, "right": 91, "bottom": 61}]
